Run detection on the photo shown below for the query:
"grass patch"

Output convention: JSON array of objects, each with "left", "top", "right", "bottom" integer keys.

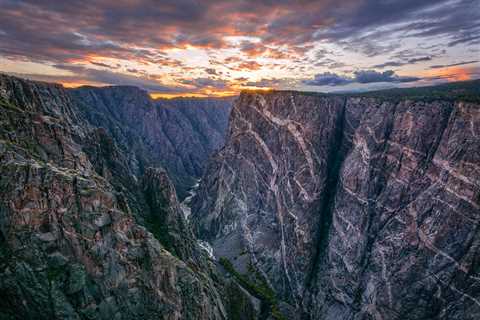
[
  {"left": 219, "top": 257, "right": 287, "bottom": 320},
  {"left": 47, "top": 266, "right": 65, "bottom": 282}
]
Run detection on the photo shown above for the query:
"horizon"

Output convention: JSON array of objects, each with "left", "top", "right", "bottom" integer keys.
[
  {"left": 3, "top": 72, "right": 479, "bottom": 100},
  {"left": 1, "top": 1, "right": 479, "bottom": 98}
]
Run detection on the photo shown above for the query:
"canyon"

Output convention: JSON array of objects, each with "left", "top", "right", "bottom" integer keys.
[{"left": 0, "top": 74, "right": 479, "bottom": 319}]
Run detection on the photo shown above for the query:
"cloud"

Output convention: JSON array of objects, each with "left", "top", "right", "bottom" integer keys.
[
  {"left": 243, "top": 77, "right": 297, "bottom": 89},
  {"left": 70, "top": 67, "right": 184, "bottom": 91},
  {"left": 8, "top": 66, "right": 239, "bottom": 94},
  {"left": 408, "top": 56, "right": 433, "bottom": 63},
  {"left": 354, "top": 70, "right": 419, "bottom": 83},
  {"left": 0, "top": 0, "right": 478, "bottom": 94},
  {"left": 373, "top": 55, "right": 434, "bottom": 69},
  {"left": 179, "top": 77, "right": 229, "bottom": 90},
  {"left": 204, "top": 68, "right": 219, "bottom": 75},
  {"left": 304, "top": 70, "right": 420, "bottom": 86},
  {"left": 239, "top": 41, "right": 267, "bottom": 57},
  {"left": 90, "top": 61, "right": 119, "bottom": 69},
  {"left": 303, "top": 72, "right": 353, "bottom": 86},
  {"left": 1, "top": 0, "right": 478, "bottom": 64},
  {"left": 236, "top": 61, "right": 263, "bottom": 71},
  {"left": 423, "top": 65, "right": 480, "bottom": 82},
  {"left": 27, "top": 64, "right": 187, "bottom": 92},
  {"left": 429, "top": 60, "right": 479, "bottom": 69},
  {"left": 372, "top": 61, "right": 406, "bottom": 69}
]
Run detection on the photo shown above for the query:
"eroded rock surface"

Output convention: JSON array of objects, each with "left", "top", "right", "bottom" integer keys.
[
  {"left": 0, "top": 75, "right": 246, "bottom": 320},
  {"left": 192, "top": 84, "right": 480, "bottom": 319}
]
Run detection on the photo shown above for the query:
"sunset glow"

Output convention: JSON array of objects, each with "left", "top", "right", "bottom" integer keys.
[{"left": 0, "top": 0, "right": 478, "bottom": 96}]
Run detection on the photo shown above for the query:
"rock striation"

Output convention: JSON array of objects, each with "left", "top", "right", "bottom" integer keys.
[{"left": 192, "top": 82, "right": 480, "bottom": 320}]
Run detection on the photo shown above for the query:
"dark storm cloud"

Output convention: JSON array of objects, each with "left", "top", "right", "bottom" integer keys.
[
  {"left": 304, "top": 70, "right": 419, "bottom": 86},
  {"left": 354, "top": 70, "right": 419, "bottom": 83}
]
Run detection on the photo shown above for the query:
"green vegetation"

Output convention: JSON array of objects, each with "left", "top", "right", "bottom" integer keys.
[
  {"left": 145, "top": 214, "right": 178, "bottom": 257},
  {"left": 256, "top": 79, "right": 480, "bottom": 103},
  {"left": 219, "top": 257, "right": 287, "bottom": 320},
  {"left": 344, "top": 79, "right": 480, "bottom": 103},
  {"left": 46, "top": 266, "right": 65, "bottom": 282},
  {"left": 0, "top": 97, "right": 23, "bottom": 113}
]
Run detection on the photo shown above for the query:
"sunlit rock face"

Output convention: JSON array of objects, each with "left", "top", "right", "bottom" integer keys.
[{"left": 192, "top": 84, "right": 480, "bottom": 319}]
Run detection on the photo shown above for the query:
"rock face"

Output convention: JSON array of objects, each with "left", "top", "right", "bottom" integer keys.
[
  {"left": 193, "top": 92, "right": 345, "bottom": 304},
  {"left": 0, "top": 74, "right": 247, "bottom": 320},
  {"left": 1, "top": 72, "right": 479, "bottom": 320},
  {"left": 70, "top": 87, "right": 232, "bottom": 198},
  {"left": 192, "top": 83, "right": 480, "bottom": 319}
]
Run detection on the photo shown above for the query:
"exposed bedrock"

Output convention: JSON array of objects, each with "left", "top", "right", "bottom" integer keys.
[
  {"left": 0, "top": 74, "right": 251, "bottom": 320},
  {"left": 192, "top": 86, "right": 480, "bottom": 320}
]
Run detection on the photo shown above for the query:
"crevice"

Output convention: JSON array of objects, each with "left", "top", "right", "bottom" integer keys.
[
  {"left": 305, "top": 97, "right": 350, "bottom": 289},
  {"left": 421, "top": 102, "right": 455, "bottom": 171}
]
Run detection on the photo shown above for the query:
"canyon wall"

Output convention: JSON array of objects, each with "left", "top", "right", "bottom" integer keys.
[
  {"left": 0, "top": 75, "right": 249, "bottom": 320},
  {"left": 192, "top": 84, "right": 480, "bottom": 319},
  {"left": 71, "top": 87, "right": 232, "bottom": 198}
]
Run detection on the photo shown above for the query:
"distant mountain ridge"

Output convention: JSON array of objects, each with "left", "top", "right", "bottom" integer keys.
[{"left": 70, "top": 86, "right": 233, "bottom": 198}]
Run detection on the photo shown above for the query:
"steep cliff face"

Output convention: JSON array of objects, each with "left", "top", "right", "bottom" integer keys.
[
  {"left": 192, "top": 92, "right": 346, "bottom": 306},
  {"left": 70, "top": 87, "right": 232, "bottom": 198},
  {"left": 310, "top": 96, "right": 480, "bottom": 320},
  {"left": 0, "top": 75, "right": 245, "bottom": 320},
  {"left": 192, "top": 83, "right": 480, "bottom": 319}
]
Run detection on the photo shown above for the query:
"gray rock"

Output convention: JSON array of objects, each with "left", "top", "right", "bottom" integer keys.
[{"left": 193, "top": 84, "right": 480, "bottom": 320}]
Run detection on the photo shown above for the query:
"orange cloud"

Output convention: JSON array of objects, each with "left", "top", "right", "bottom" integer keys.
[
  {"left": 423, "top": 66, "right": 474, "bottom": 82},
  {"left": 236, "top": 61, "right": 263, "bottom": 71}
]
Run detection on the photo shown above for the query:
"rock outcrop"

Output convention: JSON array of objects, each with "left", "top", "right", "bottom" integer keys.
[
  {"left": 192, "top": 82, "right": 480, "bottom": 320},
  {"left": 0, "top": 74, "right": 243, "bottom": 320}
]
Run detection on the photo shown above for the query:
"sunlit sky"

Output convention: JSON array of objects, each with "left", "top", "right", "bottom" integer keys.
[{"left": 0, "top": 0, "right": 479, "bottom": 98}]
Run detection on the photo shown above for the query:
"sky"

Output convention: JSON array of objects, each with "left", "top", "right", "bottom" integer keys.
[{"left": 0, "top": 0, "right": 479, "bottom": 98}]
